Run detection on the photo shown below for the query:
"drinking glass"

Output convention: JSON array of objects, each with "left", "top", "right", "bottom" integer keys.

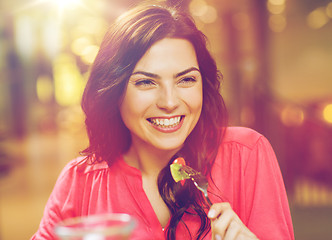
[{"left": 54, "top": 213, "right": 136, "bottom": 240}]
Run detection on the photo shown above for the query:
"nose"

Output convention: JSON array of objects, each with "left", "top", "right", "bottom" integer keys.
[{"left": 156, "top": 85, "right": 179, "bottom": 112}]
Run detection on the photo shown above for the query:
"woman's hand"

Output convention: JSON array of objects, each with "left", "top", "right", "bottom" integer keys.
[{"left": 208, "top": 202, "right": 258, "bottom": 240}]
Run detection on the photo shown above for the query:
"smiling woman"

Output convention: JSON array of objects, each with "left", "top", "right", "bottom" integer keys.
[
  {"left": 31, "top": 2, "right": 294, "bottom": 240},
  {"left": 120, "top": 38, "right": 203, "bottom": 151}
]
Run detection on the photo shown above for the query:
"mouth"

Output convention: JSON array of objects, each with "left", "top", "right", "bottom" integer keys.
[{"left": 147, "top": 116, "right": 184, "bottom": 128}]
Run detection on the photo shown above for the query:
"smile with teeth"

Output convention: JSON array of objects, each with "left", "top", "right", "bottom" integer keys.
[{"left": 148, "top": 116, "right": 182, "bottom": 128}]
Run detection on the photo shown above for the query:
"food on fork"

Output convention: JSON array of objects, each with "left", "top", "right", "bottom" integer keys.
[
  {"left": 170, "top": 157, "right": 213, "bottom": 206},
  {"left": 170, "top": 157, "right": 190, "bottom": 183}
]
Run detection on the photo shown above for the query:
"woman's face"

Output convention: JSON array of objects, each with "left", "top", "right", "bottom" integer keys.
[{"left": 119, "top": 38, "right": 203, "bottom": 151}]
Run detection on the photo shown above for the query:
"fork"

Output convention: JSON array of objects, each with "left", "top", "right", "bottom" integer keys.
[{"left": 180, "top": 165, "right": 213, "bottom": 206}]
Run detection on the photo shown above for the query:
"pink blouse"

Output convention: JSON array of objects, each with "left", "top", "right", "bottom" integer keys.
[{"left": 32, "top": 127, "right": 294, "bottom": 239}]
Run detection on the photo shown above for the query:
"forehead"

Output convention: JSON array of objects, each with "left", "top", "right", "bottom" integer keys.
[{"left": 133, "top": 38, "right": 199, "bottom": 73}]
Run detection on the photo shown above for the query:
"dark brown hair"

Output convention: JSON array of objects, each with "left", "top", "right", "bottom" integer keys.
[{"left": 81, "top": 3, "right": 227, "bottom": 239}]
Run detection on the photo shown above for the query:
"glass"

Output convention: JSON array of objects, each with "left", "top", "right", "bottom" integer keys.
[{"left": 54, "top": 213, "right": 136, "bottom": 240}]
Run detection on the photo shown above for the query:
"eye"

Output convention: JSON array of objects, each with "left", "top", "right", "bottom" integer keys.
[
  {"left": 133, "top": 79, "right": 156, "bottom": 89},
  {"left": 177, "top": 77, "right": 197, "bottom": 87}
]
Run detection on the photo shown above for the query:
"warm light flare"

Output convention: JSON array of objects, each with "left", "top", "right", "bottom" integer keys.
[
  {"left": 323, "top": 104, "right": 332, "bottom": 124},
  {"left": 51, "top": 0, "right": 81, "bottom": 9}
]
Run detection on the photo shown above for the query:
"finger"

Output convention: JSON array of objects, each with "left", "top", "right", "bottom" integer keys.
[
  {"left": 211, "top": 208, "right": 234, "bottom": 239},
  {"left": 223, "top": 220, "right": 241, "bottom": 240},
  {"left": 208, "top": 202, "right": 232, "bottom": 220}
]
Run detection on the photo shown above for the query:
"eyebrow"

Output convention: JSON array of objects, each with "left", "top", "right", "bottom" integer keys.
[
  {"left": 175, "top": 67, "right": 200, "bottom": 78},
  {"left": 131, "top": 67, "right": 200, "bottom": 79}
]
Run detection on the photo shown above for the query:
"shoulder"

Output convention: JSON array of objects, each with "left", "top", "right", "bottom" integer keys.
[
  {"left": 216, "top": 127, "right": 275, "bottom": 167},
  {"left": 60, "top": 156, "right": 110, "bottom": 178},
  {"left": 217, "top": 127, "right": 277, "bottom": 170},
  {"left": 222, "top": 126, "right": 265, "bottom": 150}
]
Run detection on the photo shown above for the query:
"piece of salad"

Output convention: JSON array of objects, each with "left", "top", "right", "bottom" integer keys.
[{"left": 170, "top": 157, "right": 190, "bottom": 185}]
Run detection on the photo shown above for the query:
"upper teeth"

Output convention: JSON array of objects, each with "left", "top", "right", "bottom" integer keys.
[{"left": 150, "top": 116, "right": 181, "bottom": 127}]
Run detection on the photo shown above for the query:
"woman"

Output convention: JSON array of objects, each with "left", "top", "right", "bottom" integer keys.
[{"left": 32, "top": 3, "right": 294, "bottom": 240}]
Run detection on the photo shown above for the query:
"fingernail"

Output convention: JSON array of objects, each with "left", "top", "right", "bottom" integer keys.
[
  {"left": 215, "top": 234, "right": 222, "bottom": 240},
  {"left": 208, "top": 209, "right": 216, "bottom": 218}
]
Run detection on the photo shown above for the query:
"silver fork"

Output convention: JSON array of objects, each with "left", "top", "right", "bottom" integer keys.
[{"left": 180, "top": 165, "right": 213, "bottom": 206}]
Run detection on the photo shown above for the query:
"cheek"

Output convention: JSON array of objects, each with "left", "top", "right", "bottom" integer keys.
[
  {"left": 194, "top": 97, "right": 203, "bottom": 120},
  {"left": 120, "top": 90, "right": 154, "bottom": 123},
  {"left": 181, "top": 86, "right": 203, "bottom": 113},
  {"left": 195, "top": 90, "right": 203, "bottom": 109},
  {"left": 191, "top": 88, "right": 203, "bottom": 122}
]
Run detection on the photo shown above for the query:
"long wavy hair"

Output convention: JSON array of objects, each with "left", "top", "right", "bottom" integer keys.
[{"left": 81, "top": 3, "right": 227, "bottom": 239}]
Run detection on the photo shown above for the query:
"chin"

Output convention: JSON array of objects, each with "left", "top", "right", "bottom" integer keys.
[{"left": 152, "top": 141, "right": 184, "bottom": 152}]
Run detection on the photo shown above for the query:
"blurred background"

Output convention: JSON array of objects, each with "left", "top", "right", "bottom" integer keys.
[{"left": 0, "top": 0, "right": 331, "bottom": 239}]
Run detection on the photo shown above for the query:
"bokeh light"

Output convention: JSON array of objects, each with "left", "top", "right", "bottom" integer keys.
[
  {"left": 189, "top": 0, "right": 218, "bottom": 24},
  {"left": 307, "top": 7, "right": 329, "bottom": 29},
  {"left": 80, "top": 45, "right": 99, "bottom": 64},
  {"left": 41, "top": 19, "right": 61, "bottom": 59},
  {"left": 53, "top": 53, "right": 85, "bottom": 106},
  {"left": 190, "top": 0, "right": 209, "bottom": 17},
  {"left": 326, "top": 2, "right": 332, "bottom": 18},
  {"left": 199, "top": 6, "right": 218, "bottom": 24},
  {"left": 269, "top": 14, "right": 287, "bottom": 32},
  {"left": 14, "top": 15, "right": 36, "bottom": 59},
  {"left": 268, "top": 0, "right": 286, "bottom": 5},
  {"left": 1, "top": 1, "right": 332, "bottom": 239},
  {"left": 323, "top": 103, "right": 332, "bottom": 124},
  {"left": 267, "top": 1, "right": 286, "bottom": 15},
  {"left": 71, "top": 37, "right": 93, "bottom": 56},
  {"left": 267, "top": 0, "right": 287, "bottom": 32},
  {"left": 281, "top": 105, "right": 305, "bottom": 127},
  {"left": 70, "top": 36, "right": 100, "bottom": 64},
  {"left": 36, "top": 75, "right": 53, "bottom": 103}
]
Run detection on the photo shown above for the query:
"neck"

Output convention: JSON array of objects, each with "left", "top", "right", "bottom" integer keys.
[{"left": 123, "top": 140, "right": 180, "bottom": 177}]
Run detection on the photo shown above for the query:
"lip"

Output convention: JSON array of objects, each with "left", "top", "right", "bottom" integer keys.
[{"left": 147, "top": 115, "right": 184, "bottom": 133}]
